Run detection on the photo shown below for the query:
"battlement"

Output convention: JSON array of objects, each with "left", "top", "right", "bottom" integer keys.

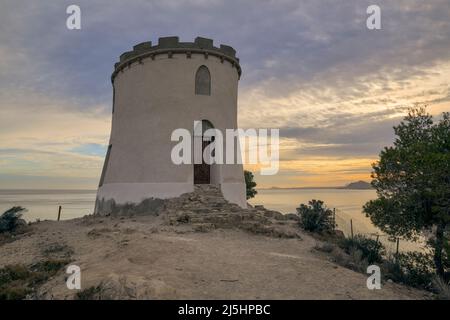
[{"left": 112, "top": 36, "right": 241, "bottom": 81}]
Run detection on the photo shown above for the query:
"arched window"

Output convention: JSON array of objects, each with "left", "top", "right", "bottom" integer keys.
[{"left": 195, "top": 65, "right": 211, "bottom": 95}]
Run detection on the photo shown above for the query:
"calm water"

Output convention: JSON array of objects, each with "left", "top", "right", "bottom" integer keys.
[
  {"left": 250, "top": 188, "right": 376, "bottom": 215},
  {"left": 0, "top": 190, "right": 96, "bottom": 222},
  {"left": 0, "top": 188, "right": 423, "bottom": 251}
]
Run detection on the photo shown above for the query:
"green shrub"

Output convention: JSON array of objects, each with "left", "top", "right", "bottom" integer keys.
[
  {"left": 296, "top": 200, "right": 334, "bottom": 233},
  {"left": 382, "top": 251, "right": 434, "bottom": 289},
  {"left": 339, "top": 235, "right": 385, "bottom": 264},
  {"left": 433, "top": 277, "right": 450, "bottom": 300},
  {"left": 75, "top": 283, "right": 106, "bottom": 300},
  {"left": 32, "top": 259, "right": 71, "bottom": 275},
  {"left": 0, "top": 264, "right": 31, "bottom": 286},
  {"left": 0, "top": 285, "right": 31, "bottom": 300},
  {"left": 244, "top": 170, "right": 257, "bottom": 200},
  {"left": 0, "top": 207, "right": 26, "bottom": 233}
]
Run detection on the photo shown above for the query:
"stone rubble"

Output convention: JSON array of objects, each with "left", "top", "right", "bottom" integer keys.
[{"left": 159, "top": 185, "right": 302, "bottom": 239}]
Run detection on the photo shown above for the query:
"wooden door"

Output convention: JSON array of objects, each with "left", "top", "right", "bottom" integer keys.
[{"left": 194, "top": 140, "right": 211, "bottom": 184}]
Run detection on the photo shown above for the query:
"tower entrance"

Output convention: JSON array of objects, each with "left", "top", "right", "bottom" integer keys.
[
  {"left": 194, "top": 120, "right": 213, "bottom": 184},
  {"left": 194, "top": 139, "right": 211, "bottom": 184}
]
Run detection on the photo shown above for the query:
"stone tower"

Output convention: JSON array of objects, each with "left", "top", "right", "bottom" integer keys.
[{"left": 95, "top": 36, "right": 246, "bottom": 214}]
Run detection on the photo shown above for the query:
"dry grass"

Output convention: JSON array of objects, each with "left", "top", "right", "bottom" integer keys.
[{"left": 0, "top": 259, "right": 71, "bottom": 300}]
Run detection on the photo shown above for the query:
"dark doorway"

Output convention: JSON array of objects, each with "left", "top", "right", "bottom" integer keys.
[
  {"left": 194, "top": 120, "right": 214, "bottom": 184},
  {"left": 194, "top": 140, "right": 211, "bottom": 184}
]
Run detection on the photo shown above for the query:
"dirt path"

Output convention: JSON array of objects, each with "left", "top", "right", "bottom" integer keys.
[{"left": 0, "top": 215, "right": 427, "bottom": 299}]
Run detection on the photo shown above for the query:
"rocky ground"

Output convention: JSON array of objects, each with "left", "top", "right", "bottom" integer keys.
[{"left": 0, "top": 186, "right": 428, "bottom": 299}]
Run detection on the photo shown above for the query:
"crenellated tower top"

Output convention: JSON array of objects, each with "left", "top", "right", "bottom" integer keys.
[{"left": 112, "top": 36, "right": 241, "bottom": 81}]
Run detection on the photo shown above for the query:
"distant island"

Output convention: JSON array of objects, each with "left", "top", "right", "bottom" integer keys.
[
  {"left": 339, "top": 180, "right": 373, "bottom": 190},
  {"left": 263, "top": 180, "right": 373, "bottom": 190}
]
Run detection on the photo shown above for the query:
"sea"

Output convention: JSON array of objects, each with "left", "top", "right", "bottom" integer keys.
[{"left": 0, "top": 189, "right": 96, "bottom": 222}]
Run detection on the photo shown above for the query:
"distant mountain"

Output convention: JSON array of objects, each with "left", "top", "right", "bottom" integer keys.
[
  {"left": 341, "top": 181, "right": 373, "bottom": 190},
  {"left": 262, "top": 181, "right": 373, "bottom": 190}
]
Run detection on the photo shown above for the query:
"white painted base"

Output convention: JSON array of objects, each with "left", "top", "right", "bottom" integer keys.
[
  {"left": 95, "top": 182, "right": 247, "bottom": 214},
  {"left": 96, "top": 182, "right": 193, "bottom": 204},
  {"left": 221, "top": 182, "right": 247, "bottom": 208}
]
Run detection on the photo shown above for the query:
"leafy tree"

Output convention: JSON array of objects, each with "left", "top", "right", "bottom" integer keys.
[
  {"left": 364, "top": 106, "right": 450, "bottom": 277},
  {"left": 297, "top": 199, "right": 334, "bottom": 232},
  {"left": 244, "top": 170, "right": 257, "bottom": 200},
  {"left": 383, "top": 251, "right": 435, "bottom": 289}
]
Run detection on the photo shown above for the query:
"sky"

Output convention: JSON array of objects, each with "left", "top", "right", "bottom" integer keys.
[{"left": 0, "top": 0, "right": 449, "bottom": 189}]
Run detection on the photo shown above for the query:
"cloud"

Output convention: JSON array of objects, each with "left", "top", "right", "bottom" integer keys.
[
  {"left": 0, "top": 174, "right": 98, "bottom": 190},
  {"left": 70, "top": 144, "right": 107, "bottom": 157},
  {"left": 0, "top": 91, "right": 110, "bottom": 188}
]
